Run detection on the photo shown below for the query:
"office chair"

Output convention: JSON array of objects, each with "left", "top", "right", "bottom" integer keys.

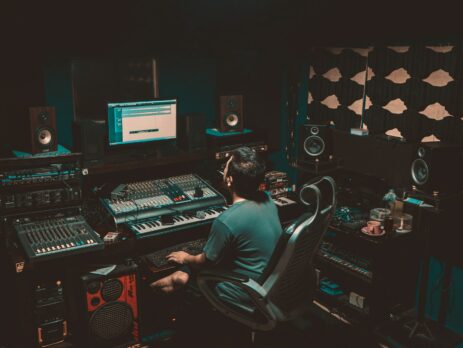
[{"left": 196, "top": 176, "right": 337, "bottom": 342}]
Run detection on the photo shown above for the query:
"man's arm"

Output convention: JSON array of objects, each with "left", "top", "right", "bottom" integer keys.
[
  {"left": 167, "top": 251, "right": 206, "bottom": 265},
  {"left": 167, "top": 219, "right": 232, "bottom": 266}
]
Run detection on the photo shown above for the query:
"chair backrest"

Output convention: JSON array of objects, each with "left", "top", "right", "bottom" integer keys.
[
  {"left": 195, "top": 176, "right": 336, "bottom": 332},
  {"left": 262, "top": 176, "right": 336, "bottom": 321}
]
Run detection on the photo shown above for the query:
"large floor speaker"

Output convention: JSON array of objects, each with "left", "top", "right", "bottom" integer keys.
[
  {"left": 178, "top": 113, "right": 206, "bottom": 150},
  {"left": 28, "top": 106, "right": 58, "bottom": 154},
  {"left": 299, "top": 124, "right": 332, "bottom": 161},
  {"left": 73, "top": 119, "right": 106, "bottom": 161},
  {"left": 69, "top": 263, "right": 139, "bottom": 347},
  {"left": 410, "top": 142, "right": 463, "bottom": 194},
  {"left": 219, "top": 95, "right": 244, "bottom": 132}
]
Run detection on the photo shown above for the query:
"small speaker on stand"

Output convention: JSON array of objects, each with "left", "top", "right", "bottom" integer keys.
[
  {"left": 219, "top": 95, "right": 244, "bottom": 132},
  {"left": 28, "top": 106, "right": 58, "bottom": 154}
]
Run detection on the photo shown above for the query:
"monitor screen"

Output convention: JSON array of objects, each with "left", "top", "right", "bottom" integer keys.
[{"left": 107, "top": 99, "right": 177, "bottom": 146}]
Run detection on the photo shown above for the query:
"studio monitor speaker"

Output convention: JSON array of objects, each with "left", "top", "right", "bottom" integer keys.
[
  {"left": 28, "top": 106, "right": 57, "bottom": 154},
  {"left": 178, "top": 113, "right": 206, "bottom": 151},
  {"left": 69, "top": 263, "right": 139, "bottom": 348},
  {"left": 299, "top": 124, "right": 332, "bottom": 161},
  {"left": 219, "top": 95, "right": 244, "bottom": 132},
  {"left": 73, "top": 119, "right": 106, "bottom": 161},
  {"left": 410, "top": 142, "right": 463, "bottom": 194}
]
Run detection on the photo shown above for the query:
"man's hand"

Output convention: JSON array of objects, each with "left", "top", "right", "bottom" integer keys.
[{"left": 167, "top": 251, "right": 191, "bottom": 265}]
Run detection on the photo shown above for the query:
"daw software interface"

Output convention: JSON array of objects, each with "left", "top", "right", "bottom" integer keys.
[{"left": 107, "top": 98, "right": 177, "bottom": 146}]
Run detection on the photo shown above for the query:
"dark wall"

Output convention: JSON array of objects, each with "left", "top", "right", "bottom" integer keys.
[
  {"left": 39, "top": 51, "right": 285, "bottom": 151},
  {"left": 0, "top": 57, "right": 46, "bottom": 153}
]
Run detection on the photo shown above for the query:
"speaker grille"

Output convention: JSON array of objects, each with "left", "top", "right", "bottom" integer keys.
[
  {"left": 303, "top": 136, "right": 325, "bottom": 157},
  {"left": 101, "top": 279, "right": 123, "bottom": 302},
  {"left": 411, "top": 158, "right": 429, "bottom": 185},
  {"left": 89, "top": 302, "right": 133, "bottom": 341}
]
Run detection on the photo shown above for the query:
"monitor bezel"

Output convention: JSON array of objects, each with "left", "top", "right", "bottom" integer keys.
[{"left": 106, "top": 97, "right": 178, "bottom": 148}]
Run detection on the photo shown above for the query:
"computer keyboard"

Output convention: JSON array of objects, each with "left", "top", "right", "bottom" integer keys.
[{"left": 141, "top": 238, "right": 207, "bottom": 269}]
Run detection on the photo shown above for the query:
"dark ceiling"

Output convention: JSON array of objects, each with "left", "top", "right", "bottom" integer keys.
[{"left": 3, "top": 0, "right": 463, "bottom": 59}]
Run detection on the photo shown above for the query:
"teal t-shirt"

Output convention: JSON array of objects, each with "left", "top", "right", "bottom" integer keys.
[{"left": 203, "top": 196, "right": 283, "bottom": 309}]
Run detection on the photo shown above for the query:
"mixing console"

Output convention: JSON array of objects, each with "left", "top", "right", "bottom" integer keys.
[
  {"left": 14, "top": 214, "right": 104, "bottom": 262},
  {"left": 101, "top": 174, "right": 226, "bottom": 224}
]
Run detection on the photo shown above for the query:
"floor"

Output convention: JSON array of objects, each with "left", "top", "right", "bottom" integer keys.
[{"left": 145, "top": 300, "right": 379, "bottom": 348}]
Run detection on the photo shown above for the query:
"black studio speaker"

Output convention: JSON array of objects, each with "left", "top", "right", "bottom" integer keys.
[
  {"left": 299, "top": 124, "right": 332, "bottom": 161},
  {"left": 410, "top": 142, "right": 463, "bottom": 194},
  {"left": 73, "top": 119, "right": 106, "bottom": 161},
  {"left": 178, "top": 113, "right": 206, "bottom": 151},
  {"left": 28, "top": 106, "right": 58, "bottom": 154},
  {"left": 219, "top": 95, "right": 244, "bottom": 132}
]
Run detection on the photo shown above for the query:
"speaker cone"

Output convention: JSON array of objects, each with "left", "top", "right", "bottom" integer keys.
[
  {"left": 101, "top": 279, "right": 123, "bottom": 302},
  {"left": 225, "top": 113, "right": 239, "bottom": 127},
  {"left": 417, "top": 147, "right": 426, "bottom": 158},
  {"left": 411, "top": 158, "right": 429, "bottom": 185},
  {"left": 226, "top": 98, "right": 237, "bottom": 108},
  {"left": 303, "top": 136, "right": 325, "bottom": 157},
  {"left": 39, "top": 112, "right": 49, "bottom": 124},
  {"left": 89, "top": 302, "right": 133, "bottom": 341},
  {"left": 310, "top": 126, "right": 319, "bottom": 135},
  {"left": 36, "top": 127, "right": 55, "bottom": 147}
]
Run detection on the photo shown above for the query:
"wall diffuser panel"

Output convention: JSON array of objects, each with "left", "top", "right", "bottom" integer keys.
[{"left": 308, "top": 44, "right": 463, "bottom": 144}]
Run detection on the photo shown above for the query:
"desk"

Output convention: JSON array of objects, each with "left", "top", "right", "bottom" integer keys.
[{"left": 2, "top": 194, "right": 303, "bottom": 348}]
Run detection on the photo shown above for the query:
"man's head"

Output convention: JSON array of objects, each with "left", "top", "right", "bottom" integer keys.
[{"left": 223, "top": 146, "right": 266, "bottom": 200}]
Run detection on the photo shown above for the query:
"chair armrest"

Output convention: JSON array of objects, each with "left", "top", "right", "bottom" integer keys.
[
  {"left": 198, "top": 268, "right": 249, "bottom": 284},
  {"left": 196, "top": 268, "right": 276, "bottom": 331}
]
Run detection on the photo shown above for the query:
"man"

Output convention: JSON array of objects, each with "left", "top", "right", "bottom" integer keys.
[{"left": 151, "top": 147, "right": 283, "bottom": 305}]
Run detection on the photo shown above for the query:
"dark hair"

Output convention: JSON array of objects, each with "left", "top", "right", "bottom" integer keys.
[{"left": 227, "top": 146, "right": 268, "bottom": 202}]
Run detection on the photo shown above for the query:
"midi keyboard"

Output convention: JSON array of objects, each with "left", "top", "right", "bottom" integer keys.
[{"left": 127, "top": 206, "right": 227, "bottom": 239}]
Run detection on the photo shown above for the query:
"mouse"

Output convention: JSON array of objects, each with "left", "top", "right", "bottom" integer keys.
[{"left": 194, "top": 186, "right": 204, "bottom": 198}]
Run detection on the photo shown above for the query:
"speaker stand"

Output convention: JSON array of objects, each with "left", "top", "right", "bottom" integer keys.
[{"left": 404, "top": 205, "right": 434, "bottom": 342}]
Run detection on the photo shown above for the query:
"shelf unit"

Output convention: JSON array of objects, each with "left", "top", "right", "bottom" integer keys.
[{"left": 313, "top": 223, "right": 419, "bottom": 327}]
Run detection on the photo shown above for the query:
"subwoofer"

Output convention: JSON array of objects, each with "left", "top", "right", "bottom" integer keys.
[
  {"left": 28, "top": 106, "right": 58, "bottom": 153},
  {"left": 70, "top": 263, "right": 139, "bottom": 348},
  {"left": 73, "top": 119, "right": 106, "bottom": 160},
  {"left": 219, "top": 95, "right": 244, "bottom": 132},
  {"left": 410, "top": 142, "right": 463, "bottom": 194},
  {"left": 299, "top": 124, "right": 332, "bottom": 161}
]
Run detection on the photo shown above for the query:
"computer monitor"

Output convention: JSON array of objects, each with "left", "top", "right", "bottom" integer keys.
[{"left": 107, "top": 98, "right": 177, "bottom": 147}]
